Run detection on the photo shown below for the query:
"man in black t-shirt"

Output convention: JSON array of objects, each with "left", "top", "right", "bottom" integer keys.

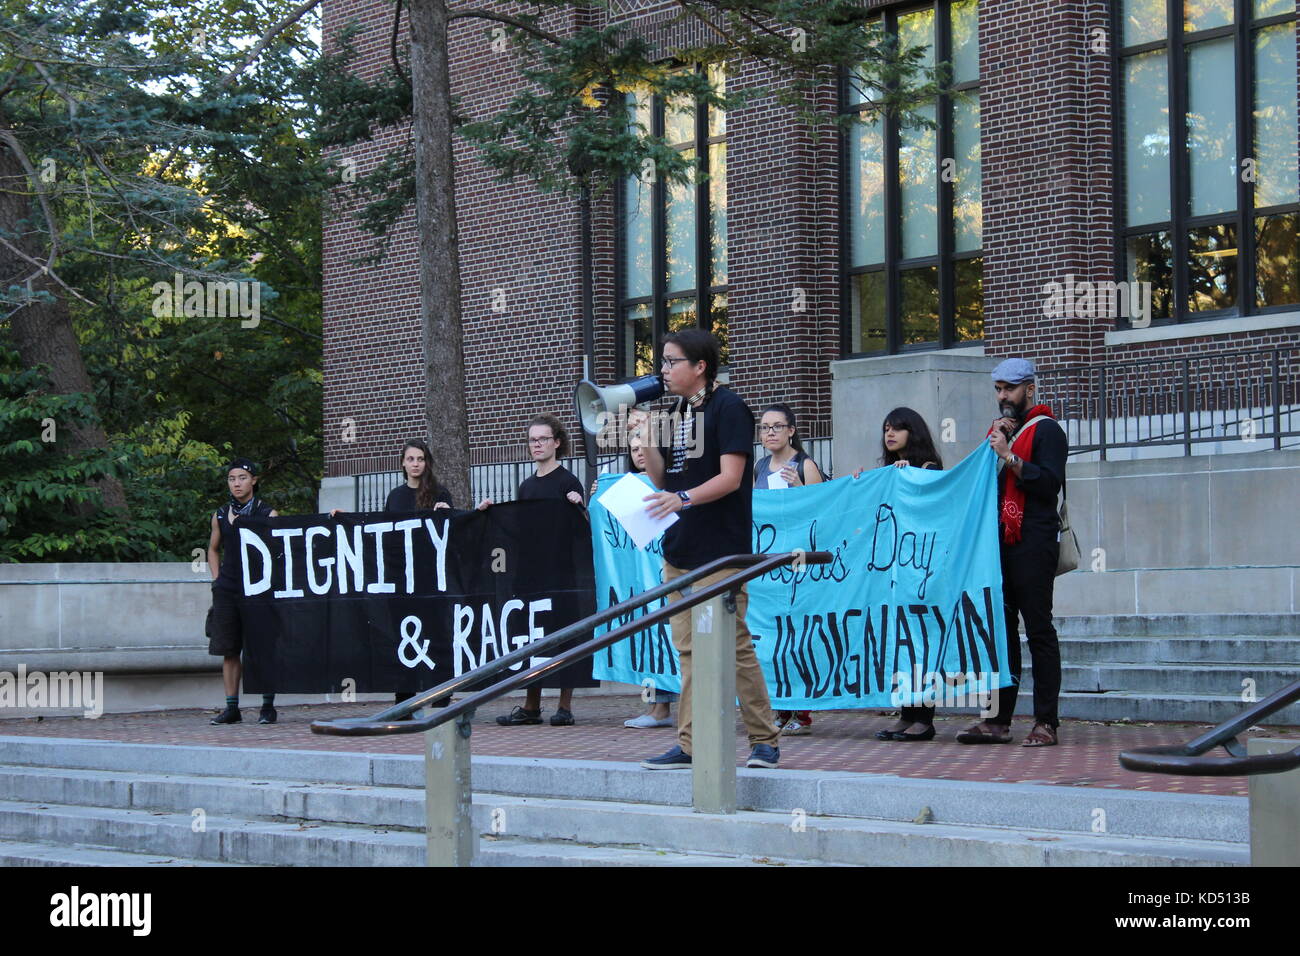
[{"left": 635, "top": 329, "right": 782, "bottom": 771}]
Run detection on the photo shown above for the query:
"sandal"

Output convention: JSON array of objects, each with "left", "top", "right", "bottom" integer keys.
[
  {"left": 1022, "top": 722, "right": 1058, "bottom": 747},
  {"left": 955, "top": 721, "right": 1012, "bottom": 745}
]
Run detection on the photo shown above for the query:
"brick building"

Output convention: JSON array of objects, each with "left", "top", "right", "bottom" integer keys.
[{"left": 320, "top": 0, "right": 1299, "bottom": 516}]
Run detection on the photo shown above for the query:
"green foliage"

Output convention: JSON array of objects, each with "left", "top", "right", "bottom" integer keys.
[
  {"left": 0, "top": 0, "right": 326, "bottom": 555},
  {"left": 0, "top": 349, "right": 225, "bottom": 561}
]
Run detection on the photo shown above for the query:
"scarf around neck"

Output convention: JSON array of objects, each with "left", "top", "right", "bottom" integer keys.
[{"left": 988, "top": 403, "right": 1054, "bottom": 544}]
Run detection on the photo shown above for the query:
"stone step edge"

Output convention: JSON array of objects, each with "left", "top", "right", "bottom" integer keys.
[
  {"left": 0, "top": 797, "right": 1247, "bottom": 867},
  {"left": 0, "top": 839, "right": 247, "bottom": 867},
  {"left": 0, "top": 765, "right": 1248, "bottom": 845}
]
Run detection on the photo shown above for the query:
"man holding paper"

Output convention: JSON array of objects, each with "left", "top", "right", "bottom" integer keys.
[{"left": 635, "top": 329, "right": 782, "bottom": 771}]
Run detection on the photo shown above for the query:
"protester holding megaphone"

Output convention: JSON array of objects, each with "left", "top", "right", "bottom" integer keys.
[{"left": 635, "top": 329, "right": 783, "bottom": 772}]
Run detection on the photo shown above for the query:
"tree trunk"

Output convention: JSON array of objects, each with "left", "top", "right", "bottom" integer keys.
[
  {"left": 0, "top": 136, "right": 128, "bottom": 512},
  {"left": 407, "top": 0, "right": 472, "bottom": 506}
]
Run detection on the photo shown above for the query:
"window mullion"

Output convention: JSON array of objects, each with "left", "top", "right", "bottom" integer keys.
[
  {"left": 884, "top": 10, "right": 902, "bottom": 353},
  {"left": 1237, "top": 0, "right": 1256, "bottom": 314},
  {"left": 651, "top": 96, "right": 668, "bottom": 356},
  {"left": 937, "top": 5, "right": 954, "bottom": 349},
  {"left": 695, "top": 72, "right": 712, "bottom": 332},
  {"left": 1169, "top": 1, "right": 1189, "bottom": 321}
]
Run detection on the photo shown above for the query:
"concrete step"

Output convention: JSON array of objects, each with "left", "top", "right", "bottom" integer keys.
[
  {"left": 476, "top": 837, "right": 822, "bottom": 866},
  {"left": 471, "top": 793, "right": 1244, "bottom": 867},
  {"left": 0, "top": 799, "right": 429, "bottom": 866},
  {"left": 0, "top": 789, "right": 1244, "bottom": 868},
  {"left": 1053, "top": 614, "right": 1300, "bottom": 639},
  {"left": 1059, "top": 637, "right": 1300, "bottom": 665},
  {"left": 0, "top": 761, "right": 1247, "bottom": 850},
  {"left": 0, "top": 840, "right": 241, "bottom": 867},
  {"left": 1051, "top": 663, "right": 1300, "bottom": 695},
  {"left": 0, "top": 737, "right": 1250, "bottom": 843},
  {"left": 1018, "top": 690, "right": 1300, "bottom": 725}
]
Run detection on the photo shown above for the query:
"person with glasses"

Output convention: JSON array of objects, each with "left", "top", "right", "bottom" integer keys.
[
  {"left": 495, "top": 413, "right": 590, "bottom": 726},
  {"left": 754, "top": 402, "right": 825, "bottom": 736},
  {"left": 636, "top": 329, "right": 783, "bottom": 771}
]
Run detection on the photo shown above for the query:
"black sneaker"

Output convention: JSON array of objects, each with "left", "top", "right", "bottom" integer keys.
[
  {"left": 210, "top": 706, "right": 241, "bottom": 725},
  {"left": 549, "top": 708, "right": 575, "bottom": 726},
  {"left": 641, "top": 745, "right": 692, "bottom": 770},
  {"left": 746, "top": 744, "right": 780, "bottom": 769},
  {"left": 258, "top": 705, "right": 277, "bottom": 724},
  {"left": 495, "top": 706, "right": 543, "bottom": 726}
]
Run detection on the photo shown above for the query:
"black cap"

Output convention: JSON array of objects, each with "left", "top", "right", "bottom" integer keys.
[{"left": 226, "top": 457, "right": 259, "bottom": 476}]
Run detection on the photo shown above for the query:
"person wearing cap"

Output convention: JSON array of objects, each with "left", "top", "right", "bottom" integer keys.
[
  {"left": 206, "top": 458, "right": 279, "bottom": 725},
  {"left": 957, "top": 358, "right": 1068, "bottom": 747}
]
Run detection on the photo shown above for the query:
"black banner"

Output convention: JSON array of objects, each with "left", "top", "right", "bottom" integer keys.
[{"left": 233, "top": 500, "right": 597, "bottom": 694}]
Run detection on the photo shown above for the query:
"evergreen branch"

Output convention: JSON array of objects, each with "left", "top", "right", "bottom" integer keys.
[
  {"left": 155, "top": 0, "right": 324, "bottom": 180},
  {"left": 391, "top": 0, "right": 409, "bottom": 86},
  {"left": 447, "top": 8, "right": 564, "bottom": 45}
]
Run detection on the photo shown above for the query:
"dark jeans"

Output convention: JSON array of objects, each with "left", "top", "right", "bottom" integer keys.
[{"left": 992, "top": 541, "right": 1061, "bottom": 729}]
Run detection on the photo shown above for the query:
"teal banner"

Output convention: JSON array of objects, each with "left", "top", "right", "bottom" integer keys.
[{"left": 591, "top": 446, "right": 1012, "bottom": 711}]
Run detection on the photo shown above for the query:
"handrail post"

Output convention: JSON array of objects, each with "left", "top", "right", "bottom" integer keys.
[
  {"left": 691, "top": 589, "right": 737, "bottom": 814},
  {"left": 1248, "top": 738, "right": 1300, "bottom": 865},
  {"left": 424, "top": 713, "right": 474, "bottom": 866}
]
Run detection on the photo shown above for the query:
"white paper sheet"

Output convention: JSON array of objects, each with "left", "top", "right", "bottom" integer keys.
[
  {"left": 766, "top": 472, "right": 789, "bottom": 489},
  {"left": 597, "top": 473, "right": 678, "bottom": 550}
]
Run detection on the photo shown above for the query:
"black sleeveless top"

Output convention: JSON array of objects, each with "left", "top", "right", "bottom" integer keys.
[{"left": 213, "top": 499, "right": 275, "bottom": 591}]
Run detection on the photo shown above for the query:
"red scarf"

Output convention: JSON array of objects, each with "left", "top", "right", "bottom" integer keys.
[{"left": 989, "top": 404, "right": 1054, "bottom": 545}]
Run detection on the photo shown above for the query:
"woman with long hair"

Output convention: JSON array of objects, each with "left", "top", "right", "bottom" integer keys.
[
  {"left": 386, "top": 439, "right": 451, "bottom": 717},
  {"left": 754, "top": 402, "right": 825, "bottom": 736},
  {"left": 872, "top": 407, "right": 944, "bottom": 742},
  {"left": 386, "top": 438, "right": 452, "bottom": 513}
]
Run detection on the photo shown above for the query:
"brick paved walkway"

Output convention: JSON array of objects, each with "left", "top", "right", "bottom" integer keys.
[{"left": 4, "top": 695, "right": 1296, "bottom": 797}]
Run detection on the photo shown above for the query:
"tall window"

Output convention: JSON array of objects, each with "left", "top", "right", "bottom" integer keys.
[
  {"left": 619, "top": 64, "right": 728, "bottom": 377},
  {"left": 842, "top": 0, "right": 982, "bottom": 356},
  {"left": 1119, "top": 0, "right": 1299, "bottom": 323}
]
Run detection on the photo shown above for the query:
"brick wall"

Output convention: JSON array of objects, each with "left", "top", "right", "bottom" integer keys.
[{"left": 321, "top": 0, "right": 1298, "bottom": 479}]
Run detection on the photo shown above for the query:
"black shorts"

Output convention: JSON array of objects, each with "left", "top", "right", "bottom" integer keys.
[{"left": 206, "top": 587, "right": 244, "bottom": 657}]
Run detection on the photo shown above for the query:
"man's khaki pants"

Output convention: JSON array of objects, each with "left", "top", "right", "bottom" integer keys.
[{"left": 664, "top": 562, "right": 780, "bottom": 754}]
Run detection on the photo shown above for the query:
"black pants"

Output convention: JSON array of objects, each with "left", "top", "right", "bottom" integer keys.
[
  {"left": 992, "top": 541, "right": 1061, "bottom": 729},
  {"left": 901, "top": 706, "right": 935, "bottom": 725}
]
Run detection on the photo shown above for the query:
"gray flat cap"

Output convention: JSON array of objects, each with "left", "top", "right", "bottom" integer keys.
[{"left": 990, "top": 357, "right": 1036, "bottom": 384}]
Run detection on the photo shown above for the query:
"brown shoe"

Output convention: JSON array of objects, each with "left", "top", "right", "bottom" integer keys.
[
  {"left": 1022, "top": 722, "right": 1058, "bottom": 747},
  {"left": 955, "top": 721, "right": 1012, "bottom": 744}
]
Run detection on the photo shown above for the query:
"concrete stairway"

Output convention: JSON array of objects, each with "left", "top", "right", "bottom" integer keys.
[
  {"left": 1020, "top": 614, "right": 1300, "bottom": 725},
  {"left": 0, "top": 736, "right": 1248, "bottom": 867}
]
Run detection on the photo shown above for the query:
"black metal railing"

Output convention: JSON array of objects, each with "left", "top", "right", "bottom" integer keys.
[
  {"left": 1118, "top": 678, "right": 1300, "bottom": 776},
  {"left": 1038, "top": 345, "right": 1300, "bottom": 459},
  {"left": 312, "top": 550, "right": 831, "bottom": 738},
  {"left": 354, "top": 436, "right": 836, "bottom": 510}
]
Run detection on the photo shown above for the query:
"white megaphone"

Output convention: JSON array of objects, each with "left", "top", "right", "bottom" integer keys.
[{"left": 573, "top": 373, "right": 665, "bottom": 466}]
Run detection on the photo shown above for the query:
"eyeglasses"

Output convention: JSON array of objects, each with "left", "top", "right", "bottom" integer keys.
[
  {"left": 660, "top": 356, "right": 691, "bottom": 369},
  {"left": 528, "top": 436, "right": 555, "bottom": 445},
  {"left": 759, "top": 423, "right": 790, "bottom": 434}
]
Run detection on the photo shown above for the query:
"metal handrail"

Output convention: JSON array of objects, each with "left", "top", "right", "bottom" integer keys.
[
  {"left": 311, "top": 550, "right": 831, "bottom": 738},
  {"left": 1118, "top": 678, "right": 1300, "bottom": 776}
]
